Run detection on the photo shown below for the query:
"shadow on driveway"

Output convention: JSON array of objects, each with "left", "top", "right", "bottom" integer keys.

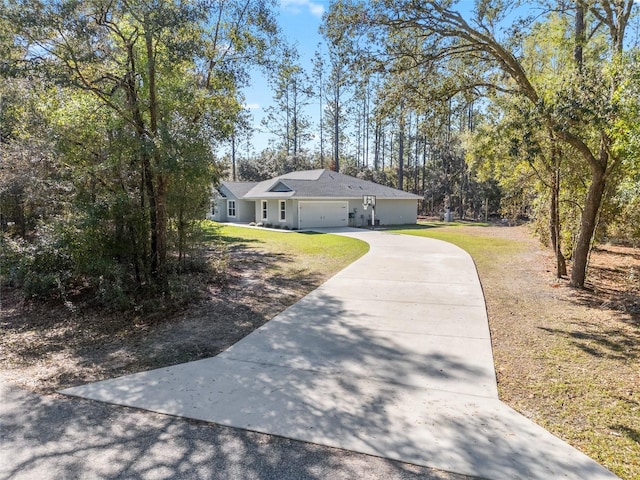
[{"left": 0, "top": 378, "right": 471, "bottom": 480}]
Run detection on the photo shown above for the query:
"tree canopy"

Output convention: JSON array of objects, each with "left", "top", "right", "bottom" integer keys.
[
  {"left": 322, "top": 0, "right": 639, "bottom": 287},
  {"left": 1, "top": 0, "right": 281, "bottom": 304}
]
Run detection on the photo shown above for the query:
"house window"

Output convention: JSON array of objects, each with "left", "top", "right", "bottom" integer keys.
[
  {"left": 227, "top": 200, "right": 236, "bottom": 218},
  {"left": 279, "top": 200, "right": 286, "bottom": 222},
  {"left": 261, "top": 200, "right": 268, "bottom": 221}
]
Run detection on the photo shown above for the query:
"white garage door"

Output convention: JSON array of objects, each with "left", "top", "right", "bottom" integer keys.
[{"left": 298, "top": 201, "right": 348, "bottom": 228}]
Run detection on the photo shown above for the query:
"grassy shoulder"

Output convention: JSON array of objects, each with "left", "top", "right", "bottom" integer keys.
[
  {"left": 391, "top": 223, "right": 526, "bottom": 271},
  {"left": 391, "top": 222, "right": 639, "bottom": 480}
]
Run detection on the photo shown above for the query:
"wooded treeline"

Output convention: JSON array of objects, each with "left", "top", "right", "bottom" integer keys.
[
  {"left": 235, "top": 0, "right": 640, "bottom": 288},
  {"left": 2, "top": 1, "right": 640, "bottom": 304},
  {"left": 0, "top": 0, "right": 281, "bottom": 305},
  {"left": 318, "top": 0, "right": 640, "bottom": 287}
]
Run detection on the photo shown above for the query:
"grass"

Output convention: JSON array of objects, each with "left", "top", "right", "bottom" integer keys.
[
  {"left": 389, "top": 224, "right": 526, "bottom": 270},
  {"left": 204, "top": 221, "right": 370, "bottom": 281}
]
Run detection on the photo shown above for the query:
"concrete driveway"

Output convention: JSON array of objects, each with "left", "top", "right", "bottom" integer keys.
[{"left": 61, "top": 228, "right": 619, "bottom": 480}]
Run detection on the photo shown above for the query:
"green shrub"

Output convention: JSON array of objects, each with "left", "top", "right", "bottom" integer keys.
[
  {"left": 1, "top": 222, "right": 74, "bottom": 299},
  {"left": 2, "top": 217, "right": 232, "bottom": 312}
]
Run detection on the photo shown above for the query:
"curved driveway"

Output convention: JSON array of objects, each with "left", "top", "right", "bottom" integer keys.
[{"left": 62, "top": 228, "right": 618, "bottom": 480}]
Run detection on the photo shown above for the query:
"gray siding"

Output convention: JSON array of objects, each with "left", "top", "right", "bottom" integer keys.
[
  {"left": 211, "top": 197, "right": 226, "bottom": 221},
  {"left": 347, "top": 200, "right": 368, "bottom": 228},
  {"left": 376, "top": 199, "right": 418, "bottom": 225},
  {"left": 234, "top": 199, "right": 255, "bottom": 223},
  {"left": 214, "top": 185, "right": 255, "bottom": 223},
  {"left": 255, "top": 199, "right": 295, "bottom": 229},
  {"left": 347, "top": 199, "right": 417, "bottom": 226}
]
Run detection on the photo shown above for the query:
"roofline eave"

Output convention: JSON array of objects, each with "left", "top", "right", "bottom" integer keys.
[{"left": 242, "top": 195, "right": 422, "bottom": 201}]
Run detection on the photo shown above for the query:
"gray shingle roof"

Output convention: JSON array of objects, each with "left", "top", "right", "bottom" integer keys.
[
  {"left": 220, "top": 181, "right": 259, "bottom": 198},
  {"left": 241, "top": 169, "right": 421, "bottom": 200}
]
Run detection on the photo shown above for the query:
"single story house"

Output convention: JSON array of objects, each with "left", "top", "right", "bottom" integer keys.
[{"left": 210, "top": 169, "right": 421, "bottom": 229}]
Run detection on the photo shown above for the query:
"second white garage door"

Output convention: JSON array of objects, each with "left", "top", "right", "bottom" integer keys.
[{"left": 298, "top": 201, "right": 348, "bottom": 229}]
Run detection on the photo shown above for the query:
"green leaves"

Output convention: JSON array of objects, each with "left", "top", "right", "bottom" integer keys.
[
  {"left": 323, "top": 0, "right": 640, "bottom": 285},
  {"left": 1, "top": 0, "right": 281, "bottom": 304}
]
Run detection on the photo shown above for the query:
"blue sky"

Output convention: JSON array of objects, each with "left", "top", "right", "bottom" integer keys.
[
  {"left": 239, "top": 0, "right": 559, "bottom": 155},
  {"left": 242, "top": 0, "right": 479, "bottom": 155},
  {"left": 242, "top": 0, "right": 328, "bottom": 153}
]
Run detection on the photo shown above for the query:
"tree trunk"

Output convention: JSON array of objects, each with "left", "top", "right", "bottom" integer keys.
[
  {"left": 128, "top": 222, "right": 142, "bottom": 285},
  {"left": 333, "top": 83, "right": 340, "bottom": 172},
  {"left": 178, "top": 203, "right": 185, "bottom": 264},
  {"left": 422, "top": 139, "right": 427, "bottom": 200},
  {"left": 398, "top": 107, "right": 405, "bottom": 190},
  {"left": 574, "top": 1, "right": 585, "bottom": 70},
  {"left": 374, "top": 122, "right": 380, "bottom": 170},
  {"left": 381, "top": 129, "right": 385, "bottom": 170},
  {"left": 570, "top": 163, "right": 606, "bottom": 287},
  {"left": 293, "top": 81, "right": 298, "bottom": 161},
  {"left": 145, "top": 18, "right": 167, "bottom": 291},
  {"left": 364, "top": 91, "right": 369, "bottom": 167},
  {"left": 139, "top": 163, "right": 149, "bottom": 279},
  {"left": 285, "top": 87, "right": 290, "bottom": 156},
  {"left": 550, "top": 167, "right": 567, "bottom": 278},
  {"left": 414, "top": 116, "right": 419, "bottom": 194},
  {"left": 545, "top": 131, "right": 567, "bottom": 278},
  {"left": 155, "top": 173, "right": 168, "bottom": 289},
  {"left": 142, "top": 151, "right": 159, "bottom": 276},
  {"left": 231, "top": 132, "right": 237, "bottom": 181},
  {"left": 318, "top": 64, "right": 324, "bottom": 168}
]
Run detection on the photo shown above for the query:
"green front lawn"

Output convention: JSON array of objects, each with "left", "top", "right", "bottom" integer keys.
[
  {"left": 203, "top": 221, "right": 370, "bottom": 281},
  {"left": 390, "top": 223, "right": 526, "bottom": 270}
]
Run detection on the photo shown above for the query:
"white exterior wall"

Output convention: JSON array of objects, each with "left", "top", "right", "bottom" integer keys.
[
  {"left": 297, "top": 201, "right": 349, "bottom": 229},
  {"left": 376, "top": 199, "right": 418, "bottom": 225},
  {"left": 214, "top": 192, "right": 417, "bottom": 227},
  {"left": 347, "top": 200, "right": 368, "bottom": 228},
  {"left": 221, "top": 198, "right": 253, "bottom": 223},
  {"left": 234, "top": 199, "right": 256, "bottom": 223},
  {"left": 288, "top": 199, "right": 299, "bottom": 229}
]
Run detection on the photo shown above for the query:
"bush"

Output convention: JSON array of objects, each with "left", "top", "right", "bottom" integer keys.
[
  {"left": 2, "top": 216, "right": 232, "bottom": 313},
  {"left": 1, "top": 220, "right": 129, "bottom": 305},
  {"left": 606, "top": 197, "right": 640, "bottom": 245},
  {"left": 1, "top": 223, "right": 74, "bottom": 299}
]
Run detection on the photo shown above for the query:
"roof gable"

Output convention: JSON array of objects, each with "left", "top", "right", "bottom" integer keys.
[{"left": 269, "top": 181, "right": 293, "bottom": 192}]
